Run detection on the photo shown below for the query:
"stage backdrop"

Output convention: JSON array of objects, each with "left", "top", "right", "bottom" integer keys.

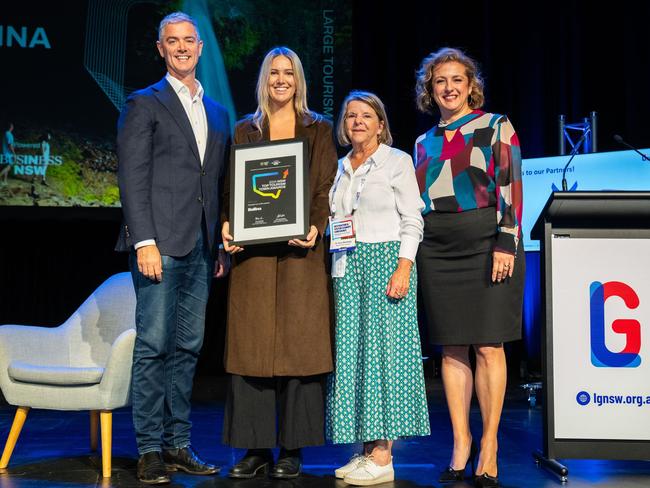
[
  {"left": 0, "top": 0, "right": 352, "bottom": 208},
  {"left": 521, "top": 148, "right": 650, "bottom": 251}
]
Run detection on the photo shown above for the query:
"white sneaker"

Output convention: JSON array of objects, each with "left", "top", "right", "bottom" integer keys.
[
  {"left": 335, "top": 453, "right": 365, "bottom": 479},
  {"left": 343, "top": 455, "right": 394, "bottom": 486}
]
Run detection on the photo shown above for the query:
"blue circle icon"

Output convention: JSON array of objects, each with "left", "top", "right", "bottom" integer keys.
[{"left": 576, "top": 391, "right": 590, "bottom": 406}]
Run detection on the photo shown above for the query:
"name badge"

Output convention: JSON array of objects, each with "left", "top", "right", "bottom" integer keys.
[{"left": 329, "top": 216, "right": 356, "bottom": 252}]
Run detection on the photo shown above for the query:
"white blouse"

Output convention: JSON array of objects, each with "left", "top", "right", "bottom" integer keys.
[{"left": 329, "top": 144, "right": 424, "bottom": 276}]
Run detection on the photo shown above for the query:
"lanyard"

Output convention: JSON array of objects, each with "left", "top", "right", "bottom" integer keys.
[{"left": 330, "top": 159, "right": 375, "bottom": 216}]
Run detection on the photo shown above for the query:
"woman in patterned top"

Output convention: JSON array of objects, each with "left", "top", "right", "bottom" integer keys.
[
  {"left": 414, "top": 48, "right": 524, "bottom": 488},
  {"left": 325, "top": 91, "right": 430, "bottom": 486}
]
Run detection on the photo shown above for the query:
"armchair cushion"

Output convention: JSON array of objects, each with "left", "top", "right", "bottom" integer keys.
[
  {"left": 0, "top": 273, "right": 136, "bottom": 409},
  {"left": 8, "top": 361, "right": 104, "bottom": 386}
]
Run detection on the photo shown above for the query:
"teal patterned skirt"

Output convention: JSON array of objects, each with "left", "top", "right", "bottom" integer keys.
[{"left": 326, "top": 241, "right": 430, "bottom": 444}]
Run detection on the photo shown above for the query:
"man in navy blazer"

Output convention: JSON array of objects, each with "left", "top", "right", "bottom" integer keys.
[{"left": 116, "top": 12, "right": 230, "bottom": 484}]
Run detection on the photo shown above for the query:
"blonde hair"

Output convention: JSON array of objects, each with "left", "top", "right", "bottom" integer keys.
[
  {"left": 415, "top": 47, "right": 485, "bottom": 114},
  {"left": 336, "top": 90, "right": 393, "bottom": 147},
  {"left": 252, "top": 47, "right": 315, "bottom": 130}
]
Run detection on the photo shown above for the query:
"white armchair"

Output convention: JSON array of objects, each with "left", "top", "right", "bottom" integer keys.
[{"left": 0, "top": 272, "right": 136, "bottom": 478}]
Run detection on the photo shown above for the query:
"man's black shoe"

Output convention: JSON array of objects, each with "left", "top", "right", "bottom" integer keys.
[
  {"left": 269, "top": 449, "right": 302, "bottom": 479},
  {"left": 228, "top": 449, "right": 273, "bottom": 479},
  {"left": 162, "top": 446, "right": 219, "bottom": 475},
  {"left": 137, "top": 451, "right": 171, "bottom": 485}
]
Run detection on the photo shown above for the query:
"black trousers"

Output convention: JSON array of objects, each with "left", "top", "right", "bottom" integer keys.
[{"left": 223, "top": 374, "right": 325, "bottom": 450}]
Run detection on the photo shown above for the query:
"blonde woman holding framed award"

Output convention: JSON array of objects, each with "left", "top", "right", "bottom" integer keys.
[{"left": 220, "top": 46, "right": 337, "bottom": 480}]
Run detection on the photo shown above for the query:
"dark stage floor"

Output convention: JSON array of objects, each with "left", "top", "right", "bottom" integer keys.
[{"left": 0, "top": 378, "right": 649, "bottom": 488}]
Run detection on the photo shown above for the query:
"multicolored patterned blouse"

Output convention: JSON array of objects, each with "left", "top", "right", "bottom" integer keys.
[{"left": 414, "top": 110, "right": 523, "bottom": 254}]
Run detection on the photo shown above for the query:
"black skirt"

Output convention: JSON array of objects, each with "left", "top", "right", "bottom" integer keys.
[{"left": 416, "top": 207, "right": 524, "bottom": 345}]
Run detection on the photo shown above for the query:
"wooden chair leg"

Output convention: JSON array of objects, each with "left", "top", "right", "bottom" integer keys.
[
  {"left": 99, "top": 410, "right": 112, "bottom": 478},
  {"left": 0, "top": 406, "right": 30, "bottom": 469},
  {"left": 90, "top": 410, "right": 99, "bottom": 451}
]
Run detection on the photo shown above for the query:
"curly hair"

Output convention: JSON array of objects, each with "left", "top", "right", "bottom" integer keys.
[{"left": 415, "top": 47, "right": 485, "bottom": 114}]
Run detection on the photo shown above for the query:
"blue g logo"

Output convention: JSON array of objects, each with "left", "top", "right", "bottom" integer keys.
[{"left": 576, "top": 391, "right": 591, "bottom": 406}]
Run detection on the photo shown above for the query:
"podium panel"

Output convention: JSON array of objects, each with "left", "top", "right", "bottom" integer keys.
[
  {"left": 551, "top": 237, "right": 650, "bottom": 441},
  {"left": 532, "top": 192, "right": 650, "bottom": 474}
]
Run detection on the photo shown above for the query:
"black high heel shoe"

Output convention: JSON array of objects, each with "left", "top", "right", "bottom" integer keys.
[
  {"left": 439, "top": 441, "right": 478, "bottom": 483},
  {"left": 474, "top": 471, "right": 499, "bottom": 487}
]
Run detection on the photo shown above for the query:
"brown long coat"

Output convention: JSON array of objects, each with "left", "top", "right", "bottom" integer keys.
[{"left": 222, "top": 113, "right": 337, "bottom": 377}]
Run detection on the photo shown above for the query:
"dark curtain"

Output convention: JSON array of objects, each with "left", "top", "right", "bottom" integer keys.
[{"left": 350, "top": 0, "right": 650, "bottom": 158}]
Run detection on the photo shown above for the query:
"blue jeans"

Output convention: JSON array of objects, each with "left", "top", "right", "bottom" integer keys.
[{"left": 129, "top": 229, "right": 213, "bottom": 454}]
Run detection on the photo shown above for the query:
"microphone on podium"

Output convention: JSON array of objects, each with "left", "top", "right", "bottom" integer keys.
[
  {"left": 561, "top": 128, "right": 590, "bottom": 191},
  {"left": 613, "top": 134, "right": 650, "bottom": 161}
]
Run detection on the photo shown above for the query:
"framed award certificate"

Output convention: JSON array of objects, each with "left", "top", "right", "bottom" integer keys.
[{"left": 229, "top": 138, "right": 310, "bottom": 246}]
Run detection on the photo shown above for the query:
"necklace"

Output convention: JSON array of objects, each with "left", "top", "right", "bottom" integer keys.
[{"left": 438, "top": 109, "right": 473, "bottom": 127}]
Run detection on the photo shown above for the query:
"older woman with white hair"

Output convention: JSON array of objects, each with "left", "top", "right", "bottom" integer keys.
[{"left": 326, "top": 90, "right": 430, "bottom": 486}]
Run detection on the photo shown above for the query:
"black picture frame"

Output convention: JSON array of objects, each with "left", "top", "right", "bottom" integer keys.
[{"left": 229, "top": 138, "right": 310, "bottom": 246}]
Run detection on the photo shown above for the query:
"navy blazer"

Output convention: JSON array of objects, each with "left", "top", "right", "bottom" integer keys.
[{"left": 115, "top": 77, "right": 231, "bottom": 257}]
